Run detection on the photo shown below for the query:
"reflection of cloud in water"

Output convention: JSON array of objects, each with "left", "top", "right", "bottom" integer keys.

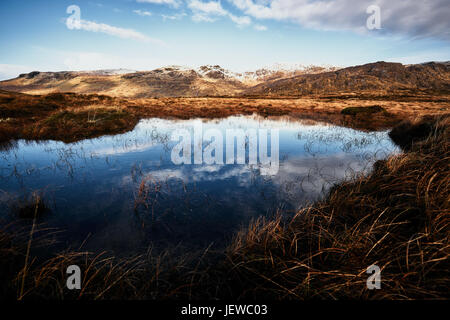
[
  {"left": 123, "top": 165, "right": 252, "bottom": 187},
  {"left": 0, "top": 115, "right": 400, "bottom": 252},
  {"left": 91, "top": 140, "right": 161, "bottom": 156},
  {"left": 126, "top": 146, "right": 389, "bottom": 210}
]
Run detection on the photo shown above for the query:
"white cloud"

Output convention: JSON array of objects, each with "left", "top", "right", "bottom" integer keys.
[
  {"left": 192, "top": 13, "right": 217, "bottom": 22},
  {"left": 188, "top": 0, "right": 228, "bottom": 16},
  {"left": 229, "top": 14, "right": 251, "bottom": 27},
  {"left": 188, "top": 0, "right": 252, "bottom": 27},
  {"left": 227, "top": 0, "right": 450, "bottom": 40},
  {"left": 0, "top": 64, "right": 33, "bottom": 81},
  {"left": 60, "top": 50, "right": 175, "bottom": 72},
  {"left": 63, "top": 52, "right": 123, "bottom": 71},
  {"left": 133, "top": 9, "right": 153, "bottom": 17},
  {"left": 66, "top": 18, "right": 165, "bottom": 45},
  {"left": 162, "top": 12, "right": 187, "bottom": 21},
  {"left": 137, "top": 0, "right": 181, "bottom": 8},
  {"left": 2, "top": 46, "right": 176, "bottom": 74},
  {"left": 386, "top": 51, "right": 450, "bottom": 65},
  {"left": 254, "top": 24, "right": 267, "bottom": 31}
]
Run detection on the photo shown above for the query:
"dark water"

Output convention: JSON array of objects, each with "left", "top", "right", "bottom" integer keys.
[{"left": 0, "top": 115, "right": 399, "bottom": 254}]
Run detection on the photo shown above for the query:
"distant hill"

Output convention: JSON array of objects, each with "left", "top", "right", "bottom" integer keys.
[
  {"left": 244, "top": 62, "right": 450, "bottom": 96},
  {"left": 0, "top": 66, "right": 246, "bottom": 98},
  {"left": 0, "top": 62, "right": 449, "bottom": 98}
]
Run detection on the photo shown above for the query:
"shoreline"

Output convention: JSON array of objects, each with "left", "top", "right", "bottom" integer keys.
[{"left": 1, "top": 90, "right": 449, "bottom": 144}]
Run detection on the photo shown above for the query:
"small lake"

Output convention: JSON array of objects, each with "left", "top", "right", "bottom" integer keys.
[{"left": 0, "top": 115, "right": 399, "bottom": 255}]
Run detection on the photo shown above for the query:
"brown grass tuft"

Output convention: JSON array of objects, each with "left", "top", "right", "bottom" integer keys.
[{"left": 225, "top": 115, "right": 449, "bottom": 299}]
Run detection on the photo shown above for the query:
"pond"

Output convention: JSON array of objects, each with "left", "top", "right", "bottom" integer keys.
[{"left": 0, "top": 115, "right": 399, "bottom": 255}]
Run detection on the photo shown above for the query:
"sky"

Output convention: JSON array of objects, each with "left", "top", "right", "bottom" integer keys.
[{"left": 0, "top": 0, "right": 449, "bottom": 80}]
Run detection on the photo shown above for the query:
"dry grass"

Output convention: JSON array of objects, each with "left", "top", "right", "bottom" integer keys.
[
  {"left": 224, "top": 115, "right": 449, "bottom": 299},
  {"left": 0, "top": 218, "right": 213, "bottom": 300}
]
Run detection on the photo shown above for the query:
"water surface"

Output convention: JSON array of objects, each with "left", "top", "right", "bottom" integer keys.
[{"left": 0, "top": 115, "right": 399, "bottom": 254}]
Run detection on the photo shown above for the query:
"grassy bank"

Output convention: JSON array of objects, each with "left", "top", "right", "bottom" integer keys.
[
  {"left": 225, "top": 115, "right": 449, "bottom": 299},
  {"left": 0, "top": 91, "right": 138, "bottom": 143},
  {"left": 0, "top": 115, "right": 448, "bottom": 300}
]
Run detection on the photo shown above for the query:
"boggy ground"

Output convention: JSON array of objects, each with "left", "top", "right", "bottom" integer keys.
[
  {"left": 0, "top": 115, "right": 448, "bottom": 300},
  {"left": 1, "top": 89, "right": 449, "bottom": 144}
]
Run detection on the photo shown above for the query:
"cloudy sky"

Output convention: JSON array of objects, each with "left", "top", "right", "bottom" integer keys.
[{"left": 0, "top": 0, "right": 449, "bottom": 80}]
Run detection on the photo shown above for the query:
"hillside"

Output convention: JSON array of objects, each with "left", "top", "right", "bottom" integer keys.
[
  {"left": 245, "top": 61, "right": 450, "bottom": 96},
  {"left": 0, "top": 66, "right": 247, "bottom": 98}
]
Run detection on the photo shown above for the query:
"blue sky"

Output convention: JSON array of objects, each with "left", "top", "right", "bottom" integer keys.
[{"left": 0, "top": 0, "right": 449, "bottom": 80}]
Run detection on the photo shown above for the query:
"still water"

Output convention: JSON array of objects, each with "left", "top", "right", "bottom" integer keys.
[{"left": 0, "top": 115, "right": 399, "bottom": 254}]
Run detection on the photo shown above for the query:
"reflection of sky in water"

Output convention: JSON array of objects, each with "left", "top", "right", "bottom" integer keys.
[{"left": 0, "top": 115, "right": 400, "bottom": 254}]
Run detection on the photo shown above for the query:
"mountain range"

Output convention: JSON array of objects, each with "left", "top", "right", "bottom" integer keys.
[{"left": 0, "top": 61, "right": 448, "bottom": 98}]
